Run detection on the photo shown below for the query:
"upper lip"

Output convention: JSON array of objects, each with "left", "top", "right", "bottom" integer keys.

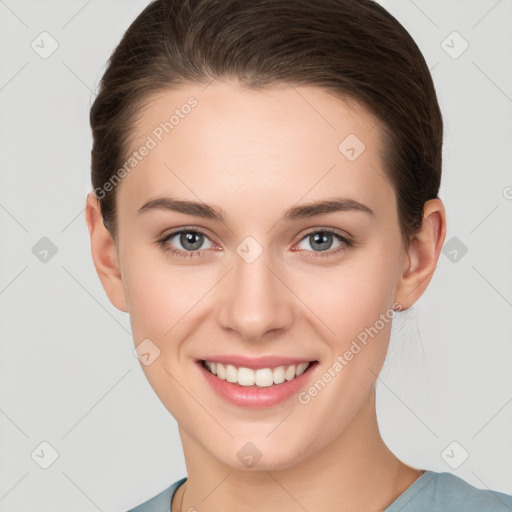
[{"left": 198, "top": 355, "right": 317, "bottom": 370}]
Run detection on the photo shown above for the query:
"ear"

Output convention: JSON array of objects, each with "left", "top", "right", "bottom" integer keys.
[
  {"left": 394, "top": 198, "right": 447, "bottom": 310},
  {"left": 85, "top": 193, "right": 128, "bottom": 312}
]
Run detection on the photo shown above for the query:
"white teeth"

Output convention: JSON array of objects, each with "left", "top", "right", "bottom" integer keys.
[
  {"left": 225, "top": 364, "right": 238, "bottom": 383},
  {"left": 203, "top": 361, "right": 312, "bottom": 387},
  {"left": 238, "top": 367, "right": 255, "bottom": 386},
  {"left": 273, "top": 366, "right": 285, "bottom": 384},
  {"left": 255, "top": 368, "right": 274, "bottom": 387},
  {"left": 284, "top": 365, "right": 296, "bottom": 381},
  {"left": 216, "top": 363, "right": 226, "bottom": 380},
  {"left": 296, "top": 362, "right": 309, "bottom": 376}
]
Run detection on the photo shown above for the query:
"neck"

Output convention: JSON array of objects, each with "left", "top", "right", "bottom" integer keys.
[{"left": 175, "top": 389, "right": 423, "bottom": 512}]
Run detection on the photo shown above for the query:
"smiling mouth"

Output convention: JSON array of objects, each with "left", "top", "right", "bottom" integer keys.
[{"left": 201, "top": 360, "right": 318, "bottom": 388}]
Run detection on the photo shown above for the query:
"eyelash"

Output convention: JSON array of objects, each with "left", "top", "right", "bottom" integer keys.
[{"left": 156, "top": 228, "right": 354, "bottom": 260}]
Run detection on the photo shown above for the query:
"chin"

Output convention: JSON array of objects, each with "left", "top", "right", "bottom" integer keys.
[{"left": 215, "top": 443, "right": 310, "bottom": 472}]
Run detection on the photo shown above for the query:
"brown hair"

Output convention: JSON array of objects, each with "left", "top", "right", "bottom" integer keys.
[{"left": 90, "top": 0, "right": 443, "bottom": 246}]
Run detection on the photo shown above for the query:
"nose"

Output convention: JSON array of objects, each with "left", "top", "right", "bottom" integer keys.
[{"left": 216, "top": 247, "right": 296, "bottom": 343}]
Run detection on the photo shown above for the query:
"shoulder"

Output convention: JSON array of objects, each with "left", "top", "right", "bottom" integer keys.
[
  {"left": 126, "top": 477, "right": 187, "bottom": 512},
  {"left": 386, "top": 470, "right": 512, "bottom": 512},
  {"left": 432, "top": 472, "right": 512, "bottom": 511}
]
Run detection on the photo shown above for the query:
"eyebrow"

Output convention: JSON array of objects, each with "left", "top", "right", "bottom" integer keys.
[{"left": 137, "top": 196, "right": 375, "bottom": 223}]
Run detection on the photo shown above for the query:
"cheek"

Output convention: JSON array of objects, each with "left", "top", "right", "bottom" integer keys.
[
  {"left": 121, "top": 252, "right": 201, "bottom": 416},
  {"left": 290, "top": 248, "right": 399, "bottom": 345},
  {"left": 123, "top": 272, "right": 172, "bottom": 341},
  {"left": 121, "top": 245, "right": 213, "bottom": 341},
  {"left": 123, "top": 234, "right": 400, "bottom": 349}
]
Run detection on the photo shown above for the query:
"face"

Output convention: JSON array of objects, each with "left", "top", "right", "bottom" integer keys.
[{"left": 109, "top": 81, "right": 411, "bottom": 470}]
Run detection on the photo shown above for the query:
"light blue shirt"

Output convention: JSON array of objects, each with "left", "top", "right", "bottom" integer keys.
[{"left": 126, "top": 471, "right": 512, "bottom": 511}]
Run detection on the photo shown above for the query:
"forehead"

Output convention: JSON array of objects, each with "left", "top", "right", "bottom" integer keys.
[{"left": 118, "top": 81, "right": 394, "bottom": 219}]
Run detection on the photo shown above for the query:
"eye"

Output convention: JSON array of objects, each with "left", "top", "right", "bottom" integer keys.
[
  {"left": 157, "top": 228, "right": 214, "bottom": 258},
  {"left": 294, "top": 229, "right": 353, "bottom": 258},
  {"left": 157, "top": 227, "right": 354, "bottom": 260}
]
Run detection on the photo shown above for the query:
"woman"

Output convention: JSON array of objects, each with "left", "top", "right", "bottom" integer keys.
[{"left": 85, "top": 0, "right": 512, "bottom": 510}]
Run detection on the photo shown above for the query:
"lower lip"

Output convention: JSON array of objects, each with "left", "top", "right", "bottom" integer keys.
[{"left": 198, "top": 361, "right": 318, "bottom": 408}]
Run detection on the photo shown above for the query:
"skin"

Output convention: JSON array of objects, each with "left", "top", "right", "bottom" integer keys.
[{"left": 86, "top": 80, "right": 446, "bottom": 512}]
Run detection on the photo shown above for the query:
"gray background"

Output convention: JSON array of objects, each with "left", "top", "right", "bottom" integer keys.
[{"left": 1, "top": 1, "right": 511, "bottom": 511}]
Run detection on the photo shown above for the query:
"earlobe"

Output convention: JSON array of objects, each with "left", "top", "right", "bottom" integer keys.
[
  {"left": 394, "top": 198, "right": 447, "bottom": 309},
  {"left": 85, "top": 193, "right": 128, "bottom": 313}
]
